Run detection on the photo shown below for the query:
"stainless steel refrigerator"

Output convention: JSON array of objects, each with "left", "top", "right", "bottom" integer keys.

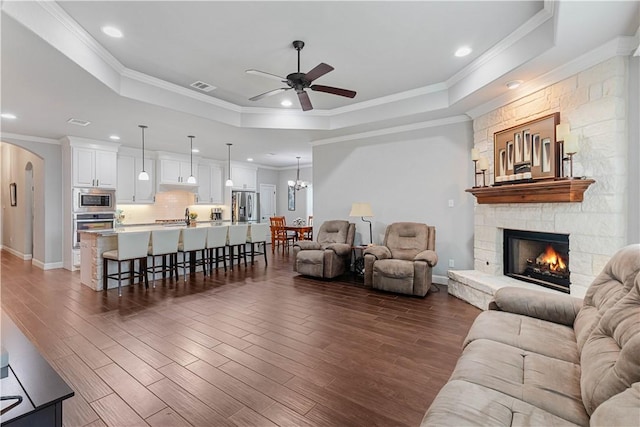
[{"left": 231, "top": 191, "right": 260, "bottom": 222}]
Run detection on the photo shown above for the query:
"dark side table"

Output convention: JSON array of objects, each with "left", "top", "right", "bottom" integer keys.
[
  {"left": 1, "top": 314, "right": 74, "bottom": 426},
  {"left": 351, "top": 245, "right": 369, "bottom": 277}
]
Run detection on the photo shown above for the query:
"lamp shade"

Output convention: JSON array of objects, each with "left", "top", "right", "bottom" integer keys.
[
  {"left": 556, "top": 123, "right": 571, "bottom": 141},
  {"left": 138, "top": 171, "right": 149, "bottom": 181},
  {"left": 349, "top": 203, "right": 374, "bottom": 217},
  {"left": 564, "top": 133, "right": 579, "bottom": 154}
]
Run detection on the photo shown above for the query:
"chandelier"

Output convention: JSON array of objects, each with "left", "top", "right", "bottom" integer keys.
[{"left": 288, "top": 156, "right": 309, "bottom": 190}]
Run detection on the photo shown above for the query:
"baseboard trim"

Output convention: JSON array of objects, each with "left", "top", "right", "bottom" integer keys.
[
  {"left": 32, "top": 258, "right": 64, "bottom": 270},
  {"left": 433, "top": 274, "right": 448, "bottom": 286},
  {"left": 3, "top": 247, "right": 31, "bottom": 260}
]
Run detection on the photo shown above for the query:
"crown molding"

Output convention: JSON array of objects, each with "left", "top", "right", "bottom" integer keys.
[
  {"left": 0, "top": 132, "right": 60, "bottom": 145},
  {"left": 466, "top": 36, "right": 640, "bottom": 119},
  {"left": 446, "top": 1, "right": 554, "bottom": 89},
  {"left": 311, "top": 115, "right": 470, "bottom": 146}
]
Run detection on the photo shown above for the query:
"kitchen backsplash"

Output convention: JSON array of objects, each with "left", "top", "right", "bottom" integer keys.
[{"left": 117, "top": 191, "right": 226, "bottom": 224}]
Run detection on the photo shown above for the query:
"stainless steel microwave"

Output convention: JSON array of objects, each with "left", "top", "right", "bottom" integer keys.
[{"left": 73, "top": 188, "right": 116, "bottom": 212}]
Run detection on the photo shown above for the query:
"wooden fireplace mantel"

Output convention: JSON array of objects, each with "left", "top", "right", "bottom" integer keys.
[{"left": 466, "top": 178, "right": 595, "bottom": 204}]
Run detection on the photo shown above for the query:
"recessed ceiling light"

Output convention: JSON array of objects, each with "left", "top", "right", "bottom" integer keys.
[
  {"left": 191, "top": 148, "right": 200, "bottom": 153},
  {"left": 109, "top": 135, "right": 120, "bottom": 140},
  {"left": 247, "top": 158, "right": 254, "bottom": 162},
  {"left": 506, "top": 80, "right": 523, "bottom": 90},
  {"left": 102, "top": 26, "right": 123, "bottom": 38},
  {"left": 1, "top": 113, "right": 17, "bottom": 119},
  {"left": 454, "top": 46, "right": 472, "bottom": 57},
  {"left": 281, "top": 100, "right": 292, "bottom": 107}
]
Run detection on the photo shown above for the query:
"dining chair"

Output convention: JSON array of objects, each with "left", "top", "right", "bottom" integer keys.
[
  {"left": 269, "top": 216, "right": 295, "bottom": 254},
  {"left": 305, "top": 215, "right": 314, "bottom": 240},
  {"left": 103, "top": 231, "right": 151, "bottom": 297}
]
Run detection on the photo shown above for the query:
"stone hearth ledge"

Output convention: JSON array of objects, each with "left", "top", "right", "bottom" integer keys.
[{"left": 447, "top": 269, "right": 582, "bottom": 310}]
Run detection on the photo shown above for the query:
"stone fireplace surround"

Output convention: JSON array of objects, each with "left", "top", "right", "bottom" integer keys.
[{"left": 449, "top": 56, "right": 631, "bottom": 309}]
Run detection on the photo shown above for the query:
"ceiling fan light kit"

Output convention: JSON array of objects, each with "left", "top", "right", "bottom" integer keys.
[{"left": 247, "top": 40, "right": 356, "bottom": 111}]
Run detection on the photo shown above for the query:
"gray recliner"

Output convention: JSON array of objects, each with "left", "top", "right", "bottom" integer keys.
[
  {"left": 364, "top": 222, "right": 437, "bottom": 297},
  {"left": 293, "top": 220, "right": 355, "bottom": 279}
]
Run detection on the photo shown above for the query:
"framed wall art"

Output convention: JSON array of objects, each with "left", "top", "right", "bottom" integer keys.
[
  {"left": 493, "top": 112, "right": 560, "bottom": 184},
  {"left": 287, "top": 185, "right": 296, "bottom": 211}
]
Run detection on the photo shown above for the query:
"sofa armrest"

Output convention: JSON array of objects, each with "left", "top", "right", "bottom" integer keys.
[
  {"left": 295, "top": 241, "right": 321, "bottom": 251},
  {"left": 363, "top": 246, "right": 391, "bottom": 260},
  {"left": 325, "top": 243, "right": 351, "bottom": 257},
  {"left": 492, "top": 287, "right": 583, "bottom": 326},
  {"left": 414, "top": 250, "right": 438, "bottom": 267},
  {"left": 590, "top": 382, "right": 640, "bottom": 427}
]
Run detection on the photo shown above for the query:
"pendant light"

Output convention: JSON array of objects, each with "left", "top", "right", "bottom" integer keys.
[
  {"left": 138, "top": 125, "right": 149, "bottom": 181},
  {"left": 287, "top": 156, "right": 309, "bottom": 190},
  {"left": 225, "top": 143, "right": 233, "bottom": 187},
  {"left": 186, "top": 135, "right": 196, "bottom": 184}
]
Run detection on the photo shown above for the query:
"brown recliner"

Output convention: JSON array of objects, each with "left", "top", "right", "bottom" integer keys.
[
  {"left": 293, "top": 220, "right": 355, "bottom": 279},
  {"left": 364, "top": 222, "right": 437, "bottom": 297}
]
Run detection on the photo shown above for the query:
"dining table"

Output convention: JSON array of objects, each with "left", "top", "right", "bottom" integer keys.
[{"left": 284, "top": 225, "right": 313, "bottom": 241}]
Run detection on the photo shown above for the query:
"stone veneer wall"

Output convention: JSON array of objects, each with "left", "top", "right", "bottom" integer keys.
[{"left": 472, "top": 56, "right": 629, "bottom": 297}]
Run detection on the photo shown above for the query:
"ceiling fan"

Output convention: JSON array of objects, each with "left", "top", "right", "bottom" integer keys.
[{"left": 246, "top": 40, "right": 356, "bottom": 111}]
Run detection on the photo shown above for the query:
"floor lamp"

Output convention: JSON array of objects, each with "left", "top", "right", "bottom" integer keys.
[{"left": 349, "top": 202, "right": 374, "bottom": 245}]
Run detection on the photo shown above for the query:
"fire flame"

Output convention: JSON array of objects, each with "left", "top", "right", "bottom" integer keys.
[{"left": 537, "top": 245, "right": 567, "bottom": 271}]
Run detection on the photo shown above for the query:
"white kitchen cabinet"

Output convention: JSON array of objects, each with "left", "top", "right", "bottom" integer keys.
[
  {"left": 231, "top": 164, "right": 257, "bottom": 190},
  {"left": 196, "top": 163, "right": 224, "bottom": 204},
  {"left": 158, "top": 159, "right": 195, "bottom": 184},
  {"left": 73, "top": 147, "right": 117, "bottom": 188},
  {"left": 117, "top": 154, "right": 155, "bottom": 203}
]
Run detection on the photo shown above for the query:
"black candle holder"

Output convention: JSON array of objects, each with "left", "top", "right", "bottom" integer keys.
[{"left": 473, "top": 160, "right": 487, "bottom": 187}]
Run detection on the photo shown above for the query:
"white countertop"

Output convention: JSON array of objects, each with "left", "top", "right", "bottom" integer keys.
[{"left": 79, "top": 221, "right": 257, "bottom": 237}]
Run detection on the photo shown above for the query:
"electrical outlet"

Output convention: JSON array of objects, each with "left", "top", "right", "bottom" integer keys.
[
  {"left": 448, "top": 259, "right": 455, "bottom": 268},
  {"left": 448, "top": 199, "right": 454, "bottom": 208}
]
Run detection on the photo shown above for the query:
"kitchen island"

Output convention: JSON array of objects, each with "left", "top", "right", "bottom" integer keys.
[{"left": 79, "top": 221, "right": 236, "bottom": 291}]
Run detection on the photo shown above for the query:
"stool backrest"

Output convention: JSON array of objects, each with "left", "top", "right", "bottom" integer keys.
[
  {"left": 149, "top": 229, "right": 180, "bottom": 255},
  {"left": 247, "top": 223, "right": 270, "bottom": 243},
  {"left": 228, "top": 224, "right": 249, "bottom": 245},
  {"left": 180, "top": 227, "right": 208, "bottom": 252},
  {"left": 117, "top": 231, "right": 151, "bottom": 260},
  {"left": 207, "top": 226, "right": 229, "bottom": 248}
]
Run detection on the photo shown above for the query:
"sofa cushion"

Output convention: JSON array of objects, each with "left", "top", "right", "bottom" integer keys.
[
  {"left": 464, "top": 311, "right": 579, "bottom": 363},
  {"left": 450, "top": 339, "right": 589, "bottom": 426},
  {"left": 317, "top": 220, "right": 350, "bottom": 247},
  {"left": 589, "top": 382, "right": 640, "bottom": 426},
  {"left": 421, "top": 380, "right": 582, "bottom": 427},
  {"left": 580, "top": 271, "right": 640, "bottom": 415},
  {"left": 574, "top": 244, "right": 640, "bottom": 352},
  {"left": 384, "top": 222, "right": 429, "bottom": 261}
]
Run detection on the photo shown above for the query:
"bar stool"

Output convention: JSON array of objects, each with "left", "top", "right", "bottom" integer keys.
[
  {"left": 207, "top": 225, "right": 229, "bottom": 273},
  {"left": 227, "top": 224, "right": 249, "bottom": 270},
  {"left": 147, "top": 229, "right": 180, "bottom": 286},
  {"left": 103, "top": 231, "right": 151, "bottom": 297},
  {"left": 177, "top": 227, "right": 208, "bottom": 282},
  {"left": 246, "top": 223, "right": 270, "bottom": 265}
]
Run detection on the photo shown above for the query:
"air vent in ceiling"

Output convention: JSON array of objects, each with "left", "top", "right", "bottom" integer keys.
[
  {"left": 190, "top": 81, "right": 216, "bottom": 92},
  {"left": 67, "top": 118, "right": 91, "bottom": 127}
]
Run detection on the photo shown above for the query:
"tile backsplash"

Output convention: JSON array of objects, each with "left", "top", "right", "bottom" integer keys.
[{"left": 117, "top": 191, "right": 226, "bottom": 224}]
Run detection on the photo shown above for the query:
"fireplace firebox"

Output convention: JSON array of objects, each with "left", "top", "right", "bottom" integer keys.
[{"left": 503, "top": 229, "right": 570, "bottom": 293}]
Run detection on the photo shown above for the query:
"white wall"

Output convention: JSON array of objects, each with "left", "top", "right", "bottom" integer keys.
[
  {"left": 1, "top": 138, "right": 62, "bottom": 268},
  {"left": 313, "top": 120, "right": 475, "bottom": 281},
  {"left": 628, "top": 55, "right": 640, "bottom": 244}
]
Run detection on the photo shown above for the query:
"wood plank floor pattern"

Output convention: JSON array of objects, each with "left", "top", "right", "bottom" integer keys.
[{"left": 1, "top": 249, "right": 480, "bottom": 427}]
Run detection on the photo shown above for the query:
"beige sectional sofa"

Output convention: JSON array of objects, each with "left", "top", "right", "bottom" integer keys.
[{"left": 422, "top": 244, "right": 640, "bottom": 426}]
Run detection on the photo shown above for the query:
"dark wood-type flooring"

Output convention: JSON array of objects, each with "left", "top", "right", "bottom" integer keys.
[{"left": 1, "top": 249, "right": 480, "bottom": 427}]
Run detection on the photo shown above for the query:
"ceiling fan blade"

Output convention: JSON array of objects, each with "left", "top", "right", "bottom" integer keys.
[
  {"left": 297, "top": 91, "right": 313, "bottom": 111},
  {"left": 246, "top": 69, "right": 288, "bottom": 83},
  {"left": 305, "top": 63, "right": 334, "bottom": 82},
  {"left": 249, "top": 88, "right": 289, "bottom": 101},
  {"left": 310, "top": 85, "right": 357, "bottom": 98}
]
